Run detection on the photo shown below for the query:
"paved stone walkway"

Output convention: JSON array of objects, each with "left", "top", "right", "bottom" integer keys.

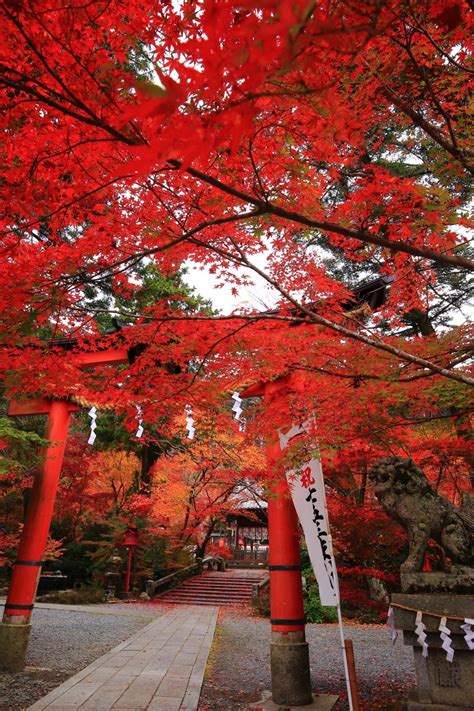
[{"left": 28, "top": 605, "right": 218, "bottom": 711}]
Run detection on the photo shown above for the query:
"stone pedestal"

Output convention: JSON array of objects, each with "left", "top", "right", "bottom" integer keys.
[
  {"left": 392, "top": 592, "right": 474, "bottom": 711},
  {"left": 249, "top": 629, "right": 338, "bottom": 710},
  {"left": 270, "top": 631, "right": 313, "bottom": 706},
  {"left": 0, "top": 621, "right": 32, "bottom": 672},
  {"left": 400, "top": 571, "right": 474, "bottom": 595}
]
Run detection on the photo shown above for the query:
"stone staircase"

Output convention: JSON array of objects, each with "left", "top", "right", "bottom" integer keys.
[{"left": 157, "top": 569, "right": 266, "bottom": 606}]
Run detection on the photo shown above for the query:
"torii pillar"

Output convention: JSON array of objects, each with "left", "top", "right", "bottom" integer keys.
[
  {"left": 0, "top": 346, "right": 129, "bottom": 672},
  {"left": 242, "top": 375, "right": 312, "bottom": 707},
  {"left": 0, "top": 398, "right": 79, "bottom": 671}
]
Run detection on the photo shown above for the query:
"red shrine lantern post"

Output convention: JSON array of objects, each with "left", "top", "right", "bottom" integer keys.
[
  {"left": 241, "top": 374, "right": 314, "bottom": 708},
  {"left": 123, "top": 528, "right": 139, "bottom": 595},
  {"left": 0, "top": 346, "right": 129, "bottom": 673}
]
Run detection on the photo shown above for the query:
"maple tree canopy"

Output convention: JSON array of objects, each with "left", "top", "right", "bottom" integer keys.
[{"left": 0, "top": 0, "right": 472, "bottom": 458}]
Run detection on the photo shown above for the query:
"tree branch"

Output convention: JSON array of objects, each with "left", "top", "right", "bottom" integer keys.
[{"left": 167, "top": 161, "right": 474, "bottom": 271}]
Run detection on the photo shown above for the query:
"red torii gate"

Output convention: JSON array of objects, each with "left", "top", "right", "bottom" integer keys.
[
  {"left": 2, "top": 361, "right": 315, "bottom": 704},
  {"left": 0, "top": 277, "right": 386, "bottom": 690},
  {"left": 0, "top": 345, "right": 129, "bottom": 672}
]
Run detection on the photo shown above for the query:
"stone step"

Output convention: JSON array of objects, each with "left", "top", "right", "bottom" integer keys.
[
  {"left": 162, "top": 587, "right": 252, "bottom": 596},
  {"left": 196, "top": 576, "right": 262, "bottom": 582},
  {"left": 178, "top": 581, "right": 259, "bottom": 588},
  {"left": 158, "top": 593, "right": 253, "bottom": 604},
  {"left": 181, "top": 585, "right": 253, "bottom": 594},
  {"left": 156, "top": 571, "right": 266, "bottom": 606},
  {"left": 203, "top": 571, "right": 264, "bottom": 575},
  {"left": 160, "top": 592, "right": 250, "bottom": 600},
  {"left": 160, "top": 600, "right": 250, "bottom": 606},
  {"left": 181, "top": 580, "right": 257, "bottom": 583},
  {"left": 181, "top": 580, "right": 256, "bottom": 584}
]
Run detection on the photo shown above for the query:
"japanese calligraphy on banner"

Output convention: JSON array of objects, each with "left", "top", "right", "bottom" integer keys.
[{"left": 281, "top": 424, "right": 339, "bottom": 607}]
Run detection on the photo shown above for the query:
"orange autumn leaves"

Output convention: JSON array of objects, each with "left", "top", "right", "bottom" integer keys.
[
  {"left": 148, "top": 431, "right": 265, "bottom": 551},
  {"left": 86, "top": 450, "right": 139, "bottom": 514},
  {"left": 56, "top": 426, "right": 265, "bottom": 557},
  {"left": 56, "top": 443, "right": 140, "bottom": 532}
]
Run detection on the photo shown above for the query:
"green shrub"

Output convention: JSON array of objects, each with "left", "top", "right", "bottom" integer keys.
[
  {"left": 37, "top": 585, "right": 105, "bottom": 605},
  {"left": 303, "top": 578, "right": 338, "bottom": 623},
  {"left": 350, "top": 606, "right": 384, "bottom": 624},
  {"left": 253, "top": 584, "right": 270, "bottom": 617},
  {"left": 252, "top": 577, "right": 337, "bottom": 623}
]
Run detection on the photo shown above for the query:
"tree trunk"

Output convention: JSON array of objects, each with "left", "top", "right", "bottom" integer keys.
[
  {"left": 195, "top": 520, "right": 217, "bottom": 559},
  {"left": 406, "top": 308, "right": 436, "bottom": 336},
  {"left": 140, "top": 442, "right": 162, "bottom": 490},
  {"left": 356, "top": 468, "right": 368, "bottom": 506}
]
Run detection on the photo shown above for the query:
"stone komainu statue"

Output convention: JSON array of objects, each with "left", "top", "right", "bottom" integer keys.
[{"left": 368, "top": 457, "right": 474, "bottom": 572}]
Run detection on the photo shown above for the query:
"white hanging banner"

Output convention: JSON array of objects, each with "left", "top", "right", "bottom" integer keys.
[
  {"left": 279, "top": 423, "right": 308, "bottom": 450},
  {"left": 286, "top": 457, "right": 339, "bottom": 606}
]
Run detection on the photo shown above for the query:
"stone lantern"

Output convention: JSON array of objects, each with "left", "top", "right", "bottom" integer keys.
[{"left": 104, "top": 548, "right": 122, "bottom": 598}]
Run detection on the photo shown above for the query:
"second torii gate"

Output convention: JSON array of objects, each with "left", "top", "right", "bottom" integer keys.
[
  {"left": 240, "top": 277, "right": 390, "bottom": 706},
  {"left": 0, "top": 345, "right": 129, "bottom": 672}
]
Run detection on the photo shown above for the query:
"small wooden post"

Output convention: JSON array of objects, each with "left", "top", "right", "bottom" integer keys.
[
  {"left": 344, "top": 639, "right": 361, "bottom": 711},
  {"left": 125, "top": 547, "right": 133, "bottom": 594}
]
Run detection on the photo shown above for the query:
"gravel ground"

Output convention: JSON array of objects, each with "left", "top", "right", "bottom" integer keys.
[
  {"left": 0, "top": 603, "right": 160, "bottom": 711},
  {"left": 199, "top": 610, "right": 416, "bottom": 711},
  {"left": 0, "top": 603, "right": 416, "bottom": 711}
]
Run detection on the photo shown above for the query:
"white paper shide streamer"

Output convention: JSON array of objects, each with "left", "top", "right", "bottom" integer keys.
[
  {"left": 439, "top": 616, "right": 454, "bottom": 662},
  {"left": 232, "top": 391, "right": 245, "bottom": 431},
  {"left": 415, "top": 611, "right": 429, "bottom": 658},
  {"left": 185, "top": 405, "right": 195, "bottom": 440},
  {"left": 232, "top": 391, "right": 242, "bottom": 420},
  {"left": 387, "top": 606, "right": 398, "bottom": 644},
  {"left": 461, "top": 618, "right": 474, "bottom": 650},
  {"left": 88, "top": 407, "right": 97, "bottom": 445},
  {"left": 135, "top": 406, "right": 144, "bottom": 439}
]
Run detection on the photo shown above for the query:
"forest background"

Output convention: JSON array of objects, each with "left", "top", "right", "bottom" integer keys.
[{"left": 0, "top": 0, "right": 472, "bottom": 621}]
